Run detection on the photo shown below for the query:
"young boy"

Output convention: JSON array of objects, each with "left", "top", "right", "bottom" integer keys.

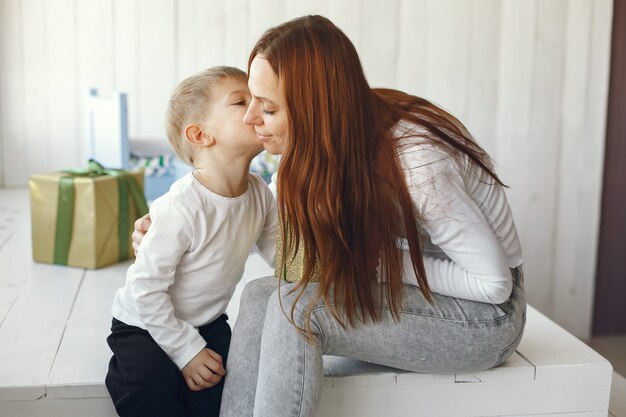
[{"left": 105, "top": 66, "right": 277, "bottom": 417}]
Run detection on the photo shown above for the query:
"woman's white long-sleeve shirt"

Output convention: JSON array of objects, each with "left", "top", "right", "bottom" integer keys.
[
  {"left": 111, "top": 172, "right": 277, "bottom": 369},
  {"left": 397, "top": 123, "right": 523, "bottom": 304}
]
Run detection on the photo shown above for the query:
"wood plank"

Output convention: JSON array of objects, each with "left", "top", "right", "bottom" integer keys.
[
  {"left": 191, "top": 0, "right": 226, "bottom": 70},
  {"left": 609, "top": 371, "right": 626, "bottom": 417},
  {"left": 0, "top": 265, "right": 83, "bottom": 401},
  {"left": 76, "top": 0, "right": 113, "bottom": 163},
  {"left": 464, "top": 0, "right": 501, "bottom": 157},
  {"left": 551, "top": 0, "right": 594, "bottom": 338},
  {"left": 581, "top": 0, "right": 614, "bottom": 333},
  {"left": 586, "top": 335, "right": 626, "bottom": 377},
  {"left": 454, "top": 352, "right": 534, "bottom": 383},
  {"left": 318, "top": 377, "right": 611, "bottom": 417},
  {"left": 327, "top": 0, "right": 363, "bottom": 55},
  {"left": 284, "top": 0, "right": 329, "bottom": 20},
  {"left": 248, "top": 0, "right": 286, "bottom": 55},
  {"left": 0, "top": 398, "right": 116, "bottom": 417},
  {"left": 136, "top": 0, "right": 176, "bottom": 139},
  {"left": 0, "top": 0, "right": 25, "bottom": 186},
  {"left": 552, "top": 0, "right": 612, "bottom": 338},
  {"left": 0, "top": 0, "right": 25, "bottom": 185},
  {"left": 518, "top": 0, "right": 567, "bottom": 323},
  {"left": 395, "top": 0, "right": 429, "bottom": 97},
  {"left": 22, "top": 0, "right": 50, "bottom": 180},
  {"left": 493, "top": 0, "right": 536, "bottom": 187},
  {"left": 494, "top": 0, "right": 543, "bottom": 312},
  {"left": 176, "top": 0, "right": 201, "bottom": 79},
  {"left": 46, "top": 262, "right": 130, "bottom": 399},
  {"left": 112, "top": 0, "right": 139, "bottom": 140},
  {"left": 361, "top": 0, "right": 399, "bottom": 88},
  {"left": 0, "top": 395, "right": 609, "bottom": 417},
  {"left": 0, "top": 190, "right": 30, "bottom": 325},
  {"left": 46, "top": 0, "right": 80, "bottom": 172},
  {"left": 322, "top": 350, "right": 534, "bottom": 386},
  {"left": 223, "top": 0, "right": 250, "bottom": 69},
  {"left": 518, "top": 307, "right": 613, "bottom": 369},
  {"left": 422, "top": 0, "right": 472, "bottom": 120},
  {"left": 0, "top": 194, "right": 23, "bottom": 250},
  {"left": 0, "top": 188, "right": 83, "bottom": 401}
]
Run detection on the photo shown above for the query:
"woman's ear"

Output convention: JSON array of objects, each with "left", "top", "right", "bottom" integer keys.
[{"left": 184, "top": 124, "right": 215, "bottom": 147}]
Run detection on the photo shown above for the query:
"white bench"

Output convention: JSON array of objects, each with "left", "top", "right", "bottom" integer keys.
[{"left": 0, "top": 189, "right": 614, "bottom": 417}]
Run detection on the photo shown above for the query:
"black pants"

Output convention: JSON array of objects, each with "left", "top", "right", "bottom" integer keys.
[{"left": 105, "top": 314, "right": 231, "bottom": 417}]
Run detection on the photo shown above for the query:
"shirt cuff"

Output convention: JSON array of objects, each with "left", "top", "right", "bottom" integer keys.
[{"left": 171, "top": 334, "right": 207, "bottom": 370}]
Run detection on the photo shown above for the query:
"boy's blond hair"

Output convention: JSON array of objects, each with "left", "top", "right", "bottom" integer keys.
[{"left": 166, "top": 66, "right": 247, "bottom": 165}]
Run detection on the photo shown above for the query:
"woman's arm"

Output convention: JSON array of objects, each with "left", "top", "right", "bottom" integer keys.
[{"left": 401, "top": 145, "right": 513, "bottom": 304}]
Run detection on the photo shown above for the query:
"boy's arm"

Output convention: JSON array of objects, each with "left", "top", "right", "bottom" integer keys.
[
  {"left": 128, "top": 198, "right": 208, "bottom": 371},
  {"left": 182, "top": 348, "right": 226, "bottom": 391}
]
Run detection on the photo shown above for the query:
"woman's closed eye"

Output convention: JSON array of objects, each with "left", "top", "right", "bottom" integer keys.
[{"left": 263, "top": 109, "right": 275, "bottom": 115}]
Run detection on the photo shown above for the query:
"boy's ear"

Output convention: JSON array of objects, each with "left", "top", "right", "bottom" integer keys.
[{"left": 184, "top": 124, "right": 215, "bottom": 147}]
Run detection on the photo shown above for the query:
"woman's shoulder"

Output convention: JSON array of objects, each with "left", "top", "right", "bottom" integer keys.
[
  {"left": 395, "top": 118, "right": 469, "bottom": 159},
  {"left": 393, "top": 119, "right": 429, "bottom": 139}
]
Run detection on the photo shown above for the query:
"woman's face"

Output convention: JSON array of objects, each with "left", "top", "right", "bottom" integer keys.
[{"left": 244, "top": 56, "right": 288, "bottom": 155}]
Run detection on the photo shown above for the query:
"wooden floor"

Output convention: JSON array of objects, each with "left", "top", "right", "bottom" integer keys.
[
  {"left": 1, "top": 187, "right": 625, "bottom": 416},
  {"left": 587, "top": 336, "right": 626, "bottom": 377},
  {"left": 585, "top": 336, "right": 626, "bottom": 417}
]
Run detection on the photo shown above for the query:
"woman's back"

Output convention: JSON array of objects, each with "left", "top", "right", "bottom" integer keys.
[{"left": 394, "top": 120, "right": 523, "bottom": 304}]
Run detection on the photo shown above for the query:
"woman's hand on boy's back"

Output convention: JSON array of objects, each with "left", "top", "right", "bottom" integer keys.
[
  {"left": 181, "top": 348, "right": 226, "bottom": 391},
  {"left": 132, "top": 214, "right": 151, "bottom": 256}
]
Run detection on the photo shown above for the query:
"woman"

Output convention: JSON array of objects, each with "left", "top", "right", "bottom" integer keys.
[{"left": 134, "top": 15, "right": 525, "bottom": 417}]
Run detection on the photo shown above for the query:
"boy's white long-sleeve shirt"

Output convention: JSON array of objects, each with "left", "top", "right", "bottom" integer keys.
[{"left": 111, "top": 172, "right": 276, "bottom": 369}]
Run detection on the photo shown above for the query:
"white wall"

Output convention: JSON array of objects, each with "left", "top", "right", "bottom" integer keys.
[{"left": 0, "top": 0, "right": 613, "bottom": 338}]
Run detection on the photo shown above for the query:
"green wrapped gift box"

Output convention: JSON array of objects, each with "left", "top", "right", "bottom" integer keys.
[{"left": 28, "top": 160, "right": 149, "bottom": 269}]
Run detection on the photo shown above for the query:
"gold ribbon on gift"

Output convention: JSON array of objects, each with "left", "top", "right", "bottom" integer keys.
[{"left": 52, "top": 160, "right": 148, "bottom": 266}]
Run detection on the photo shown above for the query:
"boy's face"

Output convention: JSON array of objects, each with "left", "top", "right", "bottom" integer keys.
[{"left": 204, "top": 78, "right": 262, "bottom": 157}]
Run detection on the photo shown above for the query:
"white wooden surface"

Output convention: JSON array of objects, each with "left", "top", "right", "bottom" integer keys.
[
  {"left": 610, "top": 372, "right": 626, "bottom": 417},
  {"left": 0, "top": 0, "right": 614, "bottom": 339},
  {"left": 0, "top": 188, "right": 615, "bottom": 417}
]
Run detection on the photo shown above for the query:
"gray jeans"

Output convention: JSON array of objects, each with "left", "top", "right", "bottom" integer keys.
[{"left": 220, "top": 268, "right": 526, "bottom": 417}]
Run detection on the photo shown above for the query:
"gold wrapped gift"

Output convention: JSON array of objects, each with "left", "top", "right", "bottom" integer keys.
[{"left": 29, "top": 162, "right": 147, "bottom": 269}]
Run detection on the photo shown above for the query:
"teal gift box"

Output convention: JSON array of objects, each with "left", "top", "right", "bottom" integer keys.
[{"left": 28, "top": 160, "right": 149, "bottom": 269}]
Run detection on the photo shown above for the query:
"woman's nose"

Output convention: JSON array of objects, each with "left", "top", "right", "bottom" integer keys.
[{"left": 243, "top": 105, "right": 261, "bottom": 126}]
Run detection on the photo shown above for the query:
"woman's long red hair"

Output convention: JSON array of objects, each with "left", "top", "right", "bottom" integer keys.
[{"left": 251, "top": 15, "right": 504, "bottom": 335}]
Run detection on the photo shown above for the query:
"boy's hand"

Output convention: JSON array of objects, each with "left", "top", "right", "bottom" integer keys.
[
  {"left": 181, "top": 348, "right": 226, "bottom": 391},
  {"left": 132, "top": 214, "right": 151, "bottom": 256}
]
